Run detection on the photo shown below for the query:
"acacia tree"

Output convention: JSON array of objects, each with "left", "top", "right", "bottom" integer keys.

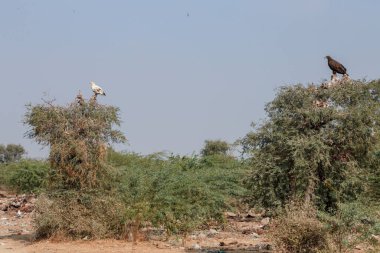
[
  {"left": 24, "top": 95, "right": 126, "bottom": 190},
  {"left": 0, "top": 144, "right": 25, "bottom": 163},
  {"left": 201, "top": 139, "right": 230, "bottom": 156},
  {"left": 241, "top": 80, "right": 380, "bottom": 211}
]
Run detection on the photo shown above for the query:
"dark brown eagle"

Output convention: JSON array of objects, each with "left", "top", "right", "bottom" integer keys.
[{"left": 325, "top": 56, "right": 348, "bottom": 76}]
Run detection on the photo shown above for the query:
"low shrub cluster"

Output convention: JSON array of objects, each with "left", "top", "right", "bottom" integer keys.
[
  {"left": 32, "top": 151, "right": 248, "bottom": 239},
  {"left": 113, "top": 151, "right": 248, "bottom": 235},
  {"left": 34, "top": 190, "right": 126, "bottom": 239},
  {"left": 319, "top": 202, "right": 380, "bottom": 253},
  {"left": 270, "top": 204, "right": 330, "bottom": 253},
  {"left": 0, "top": 160, "right": 48, "bottom": 193},
  {"left": 270, "top": 202, "right": 380, "bottom": 253}
]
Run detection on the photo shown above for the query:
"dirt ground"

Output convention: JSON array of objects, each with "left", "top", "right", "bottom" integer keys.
[
  {"left": 0, "top": 191, "right": 272, "bottom": 253},
  {"left": 0, "top": 190, "right": 375, "bottom": 253}
]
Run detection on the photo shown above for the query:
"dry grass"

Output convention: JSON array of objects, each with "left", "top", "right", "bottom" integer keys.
[
  {"left": 34, "top": 192, "right": 127, "bottom": 240},
  {"left": 269, "top": 204, "right": 330, "bottom": 253}
]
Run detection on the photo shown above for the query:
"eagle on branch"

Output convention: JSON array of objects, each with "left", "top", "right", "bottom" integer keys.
[{"left": 325, "top": 56, "right": 348, "bottom": 77}]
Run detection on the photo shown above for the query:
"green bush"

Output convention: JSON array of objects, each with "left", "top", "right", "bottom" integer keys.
[
  {"left": 318, "top": 202, "right": 380, "bottom": 252},
  {"left": 0, "top": 160, "right": 48, "bottom": 193},
  {"left": 201, "top": 139, "right": 230, "bottom": 157},
  {"left": 111, "top": 151, "right": 248, "bottom": 235},
  {"left": 0, "top": 144, "right": 25, "bottom": 163},
  {"left": 33, "top": 151, "right": 250, "bottom": 239},
  {"left": 241, "top": 80, "right": 380, "bottom": 211}
]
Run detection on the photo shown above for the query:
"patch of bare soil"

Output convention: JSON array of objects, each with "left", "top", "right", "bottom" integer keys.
[{"left": 0, "top": 190, "right": 274, "bottom": 253}]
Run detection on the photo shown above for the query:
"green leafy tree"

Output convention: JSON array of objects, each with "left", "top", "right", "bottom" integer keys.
[
  {"left": 0, "top": 144, "right": 25, "bottom": 163},
  {"left": 201, "top": 139, "right": 230, "bottom": 157},
  {"left": 0, "top": 145, "right": 5, "bottom": 163},
  {"left": 241, "top": 80, "right": 380, "bottom": 211}
]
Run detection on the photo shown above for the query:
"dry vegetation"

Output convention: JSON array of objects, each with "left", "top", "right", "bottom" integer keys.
[
  {"left": 24, "top": 95, "right": 126, "bottom": 189},
  {"left": 1, "top": 80, "right": 380, "bottom": 252},
  {"left": 269, "top": 204, "right": 330, "bottom": 253}
]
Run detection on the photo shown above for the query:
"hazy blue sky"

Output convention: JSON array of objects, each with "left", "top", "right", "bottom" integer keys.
[{"left": 1, "top": 1, "right": 380, "bottom": 158}]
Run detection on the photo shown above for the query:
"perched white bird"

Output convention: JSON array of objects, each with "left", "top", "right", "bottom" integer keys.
[{"left": 90, "top": 81, "right": 106, "bottom": 96}]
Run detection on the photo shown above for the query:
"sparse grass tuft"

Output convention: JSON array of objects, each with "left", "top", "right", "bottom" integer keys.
[{"left": 270, "top": 203, "right": 330, "bottom": 253}]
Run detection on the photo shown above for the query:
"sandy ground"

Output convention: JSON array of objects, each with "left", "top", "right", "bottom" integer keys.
[
  {"left": 1, "top": 190, "right": 375, "bottom": 253},
  {"left": 0, "top": 190, "right": 271, "bottom": 253},
  {"left": 0, "top": 193, "right": 183, "bottom": 253}
]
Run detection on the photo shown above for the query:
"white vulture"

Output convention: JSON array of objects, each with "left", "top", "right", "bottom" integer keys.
[{"left": 90, "top": 81, "right": 106, "bottom": 96}]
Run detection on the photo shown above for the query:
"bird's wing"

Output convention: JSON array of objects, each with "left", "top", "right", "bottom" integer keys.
[{"left": 341, "top": 65, "right": 347, "bottom": 73}]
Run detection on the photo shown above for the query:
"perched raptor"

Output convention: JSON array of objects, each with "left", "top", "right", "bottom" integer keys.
[
  {"left": 90, "top": 81, "right": 106, "bottom": 96},
  {"left": 325, "top": 56, "right": 348, "bottom": 76}
]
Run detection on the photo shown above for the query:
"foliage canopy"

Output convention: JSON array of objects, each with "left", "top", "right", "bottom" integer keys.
[
  {"left": 24, "top": 97, "right": 126, "bottom": 189},
  {"left": 241, "top": 80, "right": 380, "bottom": 211},
  {"left": 0, "top": 144, "right": 25, "bottom": 163},
  {"left": 201, "top": 139, "right": 230, "bottom": 157}
]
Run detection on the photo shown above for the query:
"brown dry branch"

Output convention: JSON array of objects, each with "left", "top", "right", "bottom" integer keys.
[{"left": 24, "top": 93, "right": 126, "bottom": 190}]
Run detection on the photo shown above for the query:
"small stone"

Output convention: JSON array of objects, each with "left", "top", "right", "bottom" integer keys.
[
  {"left": 29, "top": 197, "right": 37, "bottom": 204},
  {"left": 208, "top": 229, "right": 218, "bottom": 236},
  {"left": 197, "top": 232, "right": 207, "bottom": 239},
  {"left": 20, "top": 203, "right": 33, "bottom": 213},
  {"left": 257, "top": 243, "right": 272, "bottom": 250},
  {"left": 371, "top": 234, "right": 380, "bottom": 242},
  {"left": 251, "top": 232, "right": 260, "bottom": 238},
  {"left": 192, "top": 243, "right": 201, "bottom": 250},
  {"left": 168, "top": 238, "right": 182, "bottom": 246},
  {"left": 242, "top": 228, "right": 253, "bottom": 234},
  {"left": 254, "top": 228, "right": 265, "bottom": 235},
  {"left": 10, "top": 201, "right": 22, "bottom": 208},
  {"left": 225, "top": 211, "right": 237, "bottom": 218},
  {"left": 16, "top": 210, "right": 22, "bottom": 218},
  {"left": 246, "top": 211, "right": 255, "bottom": 218},
  {"left": 261, "top": 217, "right": 270, "bottom": 226}
]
